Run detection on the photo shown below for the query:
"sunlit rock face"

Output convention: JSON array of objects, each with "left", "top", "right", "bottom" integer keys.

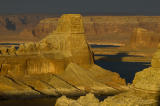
[
  {"left": 130, "top": 28, "right": 160, "bottom": 48},
  {"left": 55, "top": 92, "right": 158, "bottom": 106},
  {"left": 40, "top": 14, "right": 94, "bottom": 65},
  {"left": 0, "top": 14, "right": 94, "bottom": 75},
  {"left": 0, "top": 14, "right": 126, "bottom": 98},
  {"left": 133, "top": 45, "right": 160, "bottom": 91},
  {"left": 32, "top": 16, "right": 160, "bottom": 45},
  {"left": 2, "top": 15, "right": 160, "bottom": 45}
]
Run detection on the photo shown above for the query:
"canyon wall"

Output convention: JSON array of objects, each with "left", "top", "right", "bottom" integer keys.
[
  {"left": 0, "top": 14, "right": 57, "bottom": 32},
  {"left": 1, "top": 14, "right": 160, "bottom": 45},
  {"left": 0, "top": 14, "right": 56, "bottom": 42},
  {"left": 130, "top": 28, "right": 160, "bottom": 48},
  {"left": 32, "top": 16, "right": 160, "bottom": 44}
]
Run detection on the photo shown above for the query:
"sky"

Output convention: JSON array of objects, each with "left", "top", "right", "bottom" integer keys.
[{"left": 0, "top": 0, "right": 160, "bottom": 15}]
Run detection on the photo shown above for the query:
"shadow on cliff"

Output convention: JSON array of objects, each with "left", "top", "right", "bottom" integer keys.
[{"left": 95, "top": 52, "right": 150, "bottom": 83}]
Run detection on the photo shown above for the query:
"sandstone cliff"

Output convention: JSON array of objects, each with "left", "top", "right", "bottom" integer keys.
[
  {"left": 130, "top": 28, "right": 160, "bottom": 48},
  {"left": 0, "top": 14, "right": 55, "bottom": 32},
  {"left": 132, "top": 44, "right": 160, "bottom": 91},
  {"left": 32, "top": 16, "right": 160, "bottom": 45},
  {"left": 0, "top": 14, "right": 126, "bottom": 98},
  {"left": 0, "top": 14, "right": 56, "bottom": 42},
  {"left": 1, "top": 15, "right": 160, "bottom": 46}
]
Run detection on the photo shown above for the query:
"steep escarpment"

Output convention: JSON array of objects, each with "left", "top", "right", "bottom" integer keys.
[
  {"left": 130, "top": 28, "right": 160, "bottom": 48},
  {"left": 32, "top": 18, "right": 58, "bottom": 38},
  {"left": 32, "top": 16, "right": 160, "bottom": 44},
  {"left": 0, "top": 14, "right": 57, "bottom": 42},
  {"left": 1, "top": 15, "right": 160, "bottom": 45},
  {"left": 0, "top": 14, "right": 126, "bottom": 98},
  {"left": 0, "top": 14, "right": 55, "bottom": 32}
]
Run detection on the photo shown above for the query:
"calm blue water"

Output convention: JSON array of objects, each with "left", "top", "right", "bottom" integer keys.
[
  {"left": 90, "top": 44, "right": 120, "bottom": 48},
  {"left": 0, "top": 43, "right": 20, "bottom": 45},
  {"left": 95, "top": 54, "right": 150, "bottom": 83}
]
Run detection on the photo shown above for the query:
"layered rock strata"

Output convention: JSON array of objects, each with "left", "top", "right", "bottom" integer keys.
[
  {"left": 1, "top": 15, "right": 160, "bottom": 46},
  {"left": 0, "top": 14, "right": 126, "bottom": 98},
  {"left": 132, "top": 44, "right": 160, "bottom": 91},
  {"left": 32, "top": 16, "right": 160, "bottom": 45},
  {"left": 55, "top": 39, "right": 160, "bottom": 106},
  {"left": 130, "top": 28, "right": 160, "bottom": 48}
]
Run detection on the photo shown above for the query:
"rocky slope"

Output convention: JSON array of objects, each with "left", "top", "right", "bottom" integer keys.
[
  {"left": 56, "top": 39, "right": 160, "bottom": 106},
  {"left": 0, "top": 14, "right": 126, "bottom": 99}
]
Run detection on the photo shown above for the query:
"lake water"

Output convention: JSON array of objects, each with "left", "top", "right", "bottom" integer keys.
[
  {"left": 90, "top": 44, "right": 120, "bottom": 48},
  {"left": 0, "top": 44, "right": 151, "bottom": 105},
  {"left": 0, "top": 43, "right": 20, "bottom": 45},
  {"left": 95, "top": 60, "right": 150, "bottom": 83},
  {"left": 93, "top": 45, "right": 150, "bottom": 83}
]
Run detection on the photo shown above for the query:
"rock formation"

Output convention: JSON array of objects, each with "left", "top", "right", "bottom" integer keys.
[
  {"left": 32, "top": 16, "right": 160, "bottom": 45},
  {"left": 55, "top": 40, "right": 160, "bottom": 106},
  {"left": 0, "top": 14, "right": 94, "bottom": 75},
  {"left": 130, "top": 28, "right": 160, "bottom": 48},
  {"left": 55, "top": 92, "right": 158, "bottom": 106},
  {"left": 32, "top": 18, "right": 58, "bottom": 38},
  {"left": 132, "top": 44, "right": 160, "bottom": 91},
  {"left": 0, "top": 14, "right": 57, "bottom": 42},
  {"left": 0, "top": 14, "right": 126, "bottom": 98},
  {"left": 55, "top": 93, "right": 100, "bottom": 106},
  {"left": 1, "top": 15, "right": 160, "bottom": 46}
]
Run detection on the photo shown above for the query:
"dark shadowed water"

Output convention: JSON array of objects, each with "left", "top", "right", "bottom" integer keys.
[
  {"left": 0, "top": 43, "right": 20, "bottom": 45},
  {"left": 0, "top": 44, "right": 151, "bottom": 105},
  {"left": 95, "top": 60, "right": 150, "bottom": 83},
  {"left": 94, "top": 51, "right": 150, "bottom": 83},
  {"left": 90, "top": 44, "right": 120, "bottom": 48}
]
